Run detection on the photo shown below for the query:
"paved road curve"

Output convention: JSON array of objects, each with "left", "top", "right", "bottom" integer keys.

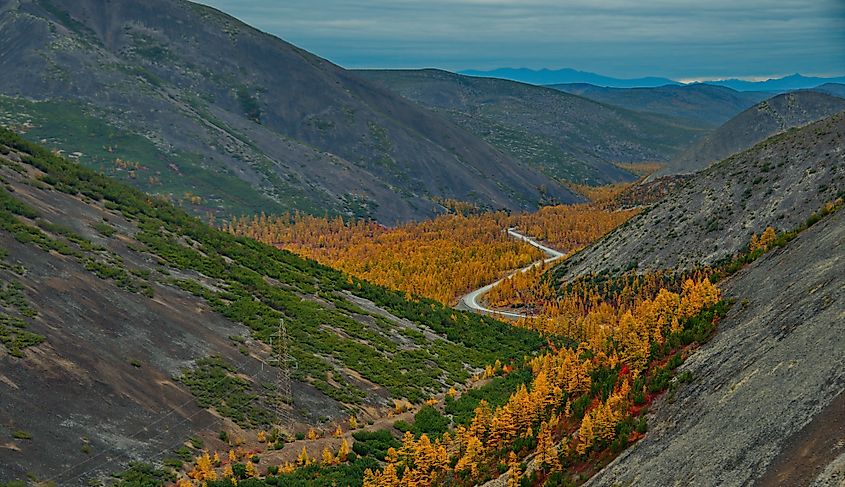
[{"left": 458, "top": 228, "right": 565, "bottom": 319}]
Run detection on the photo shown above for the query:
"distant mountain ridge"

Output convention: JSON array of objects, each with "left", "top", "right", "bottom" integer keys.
[
  {"left": 356, "top": 69, "right": 706, "bottom": 185},
  {"left": 459, "top": 67, "right": 678, "bottom": 88},
  {"left": 549, "top": 83, "right": 770, "bottom": 127},
  {"left": 460, "top": 68, "right": 845, "bottom": 91},
  {"left": 705, "top": 73, "right": 845, "bottom": 92}
]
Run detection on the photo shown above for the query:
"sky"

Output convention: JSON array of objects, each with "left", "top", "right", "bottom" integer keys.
[{"left": 197, "top": 0, "right": 845, "bottom": 81}]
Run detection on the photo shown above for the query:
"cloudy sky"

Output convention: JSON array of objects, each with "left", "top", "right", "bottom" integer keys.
[{"left": 198, "top": 0, "right": 844, "bottom": 81}]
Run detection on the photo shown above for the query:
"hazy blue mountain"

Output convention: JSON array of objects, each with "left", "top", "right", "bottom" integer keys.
[
  {"left": 460, "top": 68, "right": 845, "bottom": 93},
  {"left": 705, "top": 73, "right": 845, "bottom": 92},
  {"left": 459, "top": 68, "right": 679, "bottom": 88}
]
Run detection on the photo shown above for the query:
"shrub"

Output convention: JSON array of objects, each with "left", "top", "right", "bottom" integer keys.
[
  {"left": 232, "top": 463, "right": 247, "bottom": 479},
  {"left": 12, "top": 430, "right": 31, "bottom": 440},
  {"left": 113, "top": 462, "right": 175, "bottom": 486},
  {"left": 409, "top": 405, "right": 449, "bottom": 438},
  {"left": 351, "top": 429, "right": 400, "bottom": 460},
  {"left": 93, "top": 221, "right": 117, "bottom": 237}
]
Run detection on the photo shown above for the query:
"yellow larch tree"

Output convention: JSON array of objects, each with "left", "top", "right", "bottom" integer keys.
[
  {"left": 297, "top": 446, "right": 311, "bottom": 466},
  {"left": 577, "top": 411, "right": 594, "bottom": 456},
  {"left": 535, "top": 419, "right": 561, "bottom": 473},
  {"left": 189, "top": 451, "right": 217, "bottom": 481},
  {"left": 469, "top": 400, "right": 493, "bottom": 441},
  {"left": 338, "top": 438, "right": 351, "bottom": 462},
  {"left": 507, "top": 451, "right": 522, "bottom": 487},
  {"left": 322, "top": 446, "right": 336, "bottom": 465},
  {"left": 454, "top": 434, "right": 483, "bottom": 478}
]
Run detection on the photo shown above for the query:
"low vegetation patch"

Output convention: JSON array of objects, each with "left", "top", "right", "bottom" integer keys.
[{"left": 177, "top": 356, "right": 277, "bottom": 429}]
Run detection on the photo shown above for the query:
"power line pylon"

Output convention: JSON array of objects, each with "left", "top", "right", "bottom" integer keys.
[{"left": 274, "top": 318, "right": 294, "bottom": 436}]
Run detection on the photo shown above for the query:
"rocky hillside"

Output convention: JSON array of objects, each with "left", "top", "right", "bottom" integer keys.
[
  {"left": 666, "top": 91, "right": 845, "bottom": 174},
  {"left": 0, "top": 0, "right": 576, "bottom": 223},
  {"left": 550, "top": 83, "right": 770, "bottom": 127},
  {"left": 355, "top": 69, "right": 707, "bottom": 185},
  {"left": 0, "top": 129, "right": 543, "bottom": 484},
  {"left": 555, "top": 110, "right": 845, "bottom": 281},
  {"left": 586, "top": 204, "right": 845, "bottom": 487},
  {"left": 548, "top": 110, "right": 845, "bottom": 487}
]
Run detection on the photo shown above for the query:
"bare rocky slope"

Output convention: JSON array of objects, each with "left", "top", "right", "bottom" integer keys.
[
  {"left": 555, "top": 110, "right": 845, "bottom": 281},
  {"left": 355, "top": 69, "right": 707, "bottom": 185},
  {"left": 665, "top": 91, "right": 845, "bottom": 175},
  {"left": 585, "top": 206, "right": 845, "bottom": 487},
  {"left": 550, "top": 83, "right": 770, "bottom": 127},
  {"left": 0, "top": 130, "right": 543, "bottom": 484},
  {"left": 547, "top": 110, "right": 845, "bottom": 486},
  {"left": 0, "top": 0, "right": 577, "bottom": 223}
]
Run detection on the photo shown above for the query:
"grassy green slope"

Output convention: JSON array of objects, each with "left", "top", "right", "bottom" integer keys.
[
  {"left": 0, "top": 96, "right": 303, "bottom": 216},
  {"left": 0, "top": 126, "right": 543, "bottom": 405}
]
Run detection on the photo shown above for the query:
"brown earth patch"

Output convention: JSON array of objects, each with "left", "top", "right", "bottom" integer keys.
[{"left": 755, "top": 391, "right": 845, "bottom": 487}]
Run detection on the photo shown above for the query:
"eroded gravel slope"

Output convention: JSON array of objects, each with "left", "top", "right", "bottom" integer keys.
[
  {"left": 585, "top": 209, "right": 845, "bottom": 487},
  {"left": 556, "top": 111, "right": 845, "bottom": 281}
]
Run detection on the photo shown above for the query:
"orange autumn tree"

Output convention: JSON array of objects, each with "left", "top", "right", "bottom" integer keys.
[
  {"left": 359, "top": 276, "right": 721, "bottom": 487},
  {"left": 749, "top": 226, "right": 777, "bottom": 252},
  {"left": 172, "top": 275, "right": 723, "bottom": 487},
  {"left": 188, "top": 451, "right": 217, "bottom": 482},
  {"left": 223, "top": 203, "right": 635, "bottom": 305}
]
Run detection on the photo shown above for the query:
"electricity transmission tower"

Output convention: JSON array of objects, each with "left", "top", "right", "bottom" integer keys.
[{"left": 273, "top": 318, "right": 294, "bottom": 435}]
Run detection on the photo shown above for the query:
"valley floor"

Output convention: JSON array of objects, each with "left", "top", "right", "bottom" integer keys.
[{"left": 457, "top": 228, "right": 565, "bottom": 318}]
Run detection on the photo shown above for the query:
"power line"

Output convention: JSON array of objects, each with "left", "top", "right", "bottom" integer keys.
[
  {"left": 43, "top": 358, "right": 250, "bottom": 484},
  {"left": 43, "top": 348, "right": 290, "bottom": 486}
]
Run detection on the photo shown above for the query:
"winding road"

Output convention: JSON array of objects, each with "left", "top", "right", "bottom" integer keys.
[{"left": 457, "top": 228, "right": 565, "bottom": 319}]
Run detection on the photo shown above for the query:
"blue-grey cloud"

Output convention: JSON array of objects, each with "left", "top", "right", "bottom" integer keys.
[{"left": 197, "top": 0, "right": 845, "bottom": 80}]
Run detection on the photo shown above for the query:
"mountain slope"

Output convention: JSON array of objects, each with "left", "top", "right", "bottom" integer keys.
[
  {"left": 0, "top": 128, "right": 543, "bottom": 483},
  {"left": 550, "top": 83, "right": 770, "bottom": 127},
  {"left": 585, "top": 206, "right": 845, "bottom": 487},
  {"left": 355, "top": 69, "right": 707, "bottom": 185},
  {"left": 555, "top": 110, "right": 845, "bottom": 281},
  {"left": 665, "top": 91, "right": 845, "bottom": 174},
  {"left": 0, "top": 0, "right": 576, "bottom": 223},
  {"left": 544, "top": 111, "right": 845, "bottom": 486},
  {"left": 458, "top": 68, "right": 678, "bottom": 88}
]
